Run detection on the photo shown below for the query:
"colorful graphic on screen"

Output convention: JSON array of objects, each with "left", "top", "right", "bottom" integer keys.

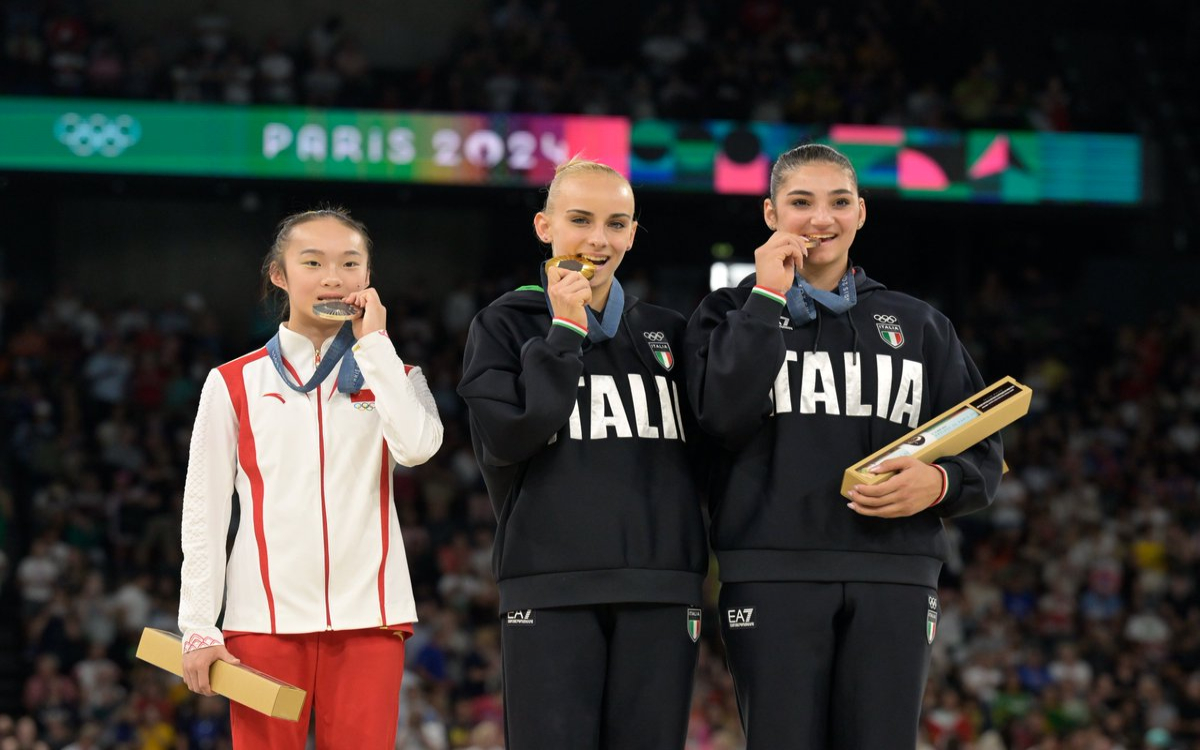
[{"left": 630, "top": 120, "right": 1141, "bottom": 204}]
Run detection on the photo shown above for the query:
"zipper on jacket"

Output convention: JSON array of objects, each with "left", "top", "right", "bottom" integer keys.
[{"left": 315, "top": 348, "right": 333, "bottom": 630}]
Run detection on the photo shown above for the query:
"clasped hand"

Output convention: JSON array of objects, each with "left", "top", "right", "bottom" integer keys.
[{"left": 845, "top": 457, "right": 944, "bottom": 518}]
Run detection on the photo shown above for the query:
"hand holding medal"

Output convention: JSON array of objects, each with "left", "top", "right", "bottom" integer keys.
[
  {"left": 335, "top": 287, "right": 385, "bottom": 340},
  {"left": 545, "top": 259, "right": 592, "bottom": 329},
  {"left": 312, "top": 285, "right": 385, "bottom": 340},
  {"left": 753, "top": 232, "right": 819, "bottom": 294}
]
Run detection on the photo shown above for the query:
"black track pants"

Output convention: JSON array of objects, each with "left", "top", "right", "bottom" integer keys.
[
  {"left": 500, "top": 602, "right": 701, "bottom": 750},
  {"left": 719, "top": 581, "right": 937, "bottom": 749}
]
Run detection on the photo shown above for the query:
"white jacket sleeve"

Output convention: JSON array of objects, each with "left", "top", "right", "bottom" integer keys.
[
  {"left": 178, "top": 369, "right": 237, "bottom": 651},
  {"left": 353, "top": 331, "right": 444, "bottom": 466}
]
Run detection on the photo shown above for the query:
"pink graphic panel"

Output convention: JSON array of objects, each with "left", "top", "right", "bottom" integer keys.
[
  {"left": 969, "top": 134, "right": 1010, "bottom": 179},
  {"left": 898, "top": 149, "right": 950, "bottom": 190},
  {"left": 714, "top": 153, "right": 769, "bottom": 195},
  {"left": 829, "top": 125, "right": 905, "bottom": 145},
  {"left": 563, "top": 116, "right": 630, "bottom": 177}
]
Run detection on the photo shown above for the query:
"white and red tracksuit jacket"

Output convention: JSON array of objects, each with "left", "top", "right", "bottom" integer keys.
[{"left": 178, "top": 326, "right": 443, "bottom": 652}]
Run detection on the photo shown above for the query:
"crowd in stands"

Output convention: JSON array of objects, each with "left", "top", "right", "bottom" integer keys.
[
  {"left": 0, "top": 252, "right": 1197, "bottom": 748},
  {"left": 2, "top": 0, "right": 1108, "bottom": 132}
]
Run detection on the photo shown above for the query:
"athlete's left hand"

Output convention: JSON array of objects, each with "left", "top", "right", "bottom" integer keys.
[
  {"left": 846, "top": 457, "right": 943, "bottom": 518},
  {"left": 343, "top": 287, "right": 386, "bottom": 340}
]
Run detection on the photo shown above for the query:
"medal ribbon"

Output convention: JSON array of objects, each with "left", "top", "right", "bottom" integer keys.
[
  {"left": 265, "top": 322, "right": 364, "bottom": 394},
  {"left": 785, "top": 267, "right": 857, "bottom": 324}
]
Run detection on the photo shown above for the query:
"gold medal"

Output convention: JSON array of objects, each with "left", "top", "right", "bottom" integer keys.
[
  {"left": 544, "top": 255, "right": 596, "bottom": 280},
  {"left": 312, "top": 301, "right": 359, "bottom": 320}
]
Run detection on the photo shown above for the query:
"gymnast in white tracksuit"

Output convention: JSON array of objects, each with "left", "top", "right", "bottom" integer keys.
[{"left": 178, "top": 207, "right": 443, "bottom": 749}]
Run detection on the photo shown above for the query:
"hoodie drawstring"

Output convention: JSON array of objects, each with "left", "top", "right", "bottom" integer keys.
[
  {"left": 848, "top": 313, "right": 860, "bottom": 366},
  {"left": 810, "top": 310, "right": 860, "bottom": 365}
]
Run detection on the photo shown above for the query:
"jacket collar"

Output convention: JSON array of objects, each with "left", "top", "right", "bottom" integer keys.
[{"left": 275, "top": 323, "right": 339, "bottom": 382}]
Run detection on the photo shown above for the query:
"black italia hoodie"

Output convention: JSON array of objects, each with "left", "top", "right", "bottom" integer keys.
[
  {"left": 683, "top": 266, "right": 1003, "bottom": 589},
  {"left": 458, "top": 287, "right": 707, "bottom": 611}
]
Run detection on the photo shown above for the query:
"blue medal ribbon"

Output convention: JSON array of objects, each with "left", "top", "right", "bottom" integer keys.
[
  {"left": 785, "top": 267, "right": 857, "bottom": 324},
  {"left": 265, "top": 323, "right": 364, "bottom": 394}
]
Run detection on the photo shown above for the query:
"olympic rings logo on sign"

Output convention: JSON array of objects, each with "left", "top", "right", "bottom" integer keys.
[
  {"left": 643, "top": 331, "right": 666, "bottom": 341},
  {"left": 53, "top": 113, "right": 142, "bottom": 157},
  {"left": 873, "top": 314, "right": 898, "bottom": 324}
]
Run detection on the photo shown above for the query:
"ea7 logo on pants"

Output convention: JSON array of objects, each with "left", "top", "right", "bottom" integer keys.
[
  {"left": 506, "top": 609, "right": 534, "bottom": 626},
  {"left": 727, "top": 608, "right": 755, "bottom": 629}
]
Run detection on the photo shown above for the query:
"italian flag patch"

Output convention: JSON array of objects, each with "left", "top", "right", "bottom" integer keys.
[
  {"left": 875, "top": 315, "right": 905, "bottom": 349},
  {"left": 647, "top": 340, "right": 674, "bottom": 371},
  {"left": 687, "top": 608, "right": 702, "bottom": 642}
]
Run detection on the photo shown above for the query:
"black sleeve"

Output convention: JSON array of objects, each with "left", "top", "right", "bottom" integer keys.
[
  {"left": 683, "top": 286, "right": 789, "bottom": 448},
  {"left": 458, "top": 309, "right": 585, "bottom": 466},
  {"left": 927, "top": 318, "right": 1005, "bottom": 519},
  {"left": 662, "top": 311, "right": 712, "bottom": 489}
]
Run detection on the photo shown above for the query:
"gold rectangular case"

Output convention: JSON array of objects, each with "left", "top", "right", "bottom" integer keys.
[
  {"left": 136, "top": 628, "right": 306, "bottom": 721},
  {"left": 840, "top": 376, "right": 1031, "bottom": 499}
]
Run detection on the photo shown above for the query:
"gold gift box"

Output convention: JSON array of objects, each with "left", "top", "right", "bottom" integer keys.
[
  {"left": 135, "top": 627, "right": 306, "bottom": 721},
  {"left": 840, "top": 376, "right": 1031, "bottom": 499}
]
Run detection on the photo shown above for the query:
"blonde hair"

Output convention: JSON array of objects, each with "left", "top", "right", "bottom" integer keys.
[{"left": 542, "top": 156, "right": 632, "bottom": 214}]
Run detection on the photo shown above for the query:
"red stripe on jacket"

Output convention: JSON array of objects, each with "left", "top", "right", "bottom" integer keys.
[
  {"left": 217, "top": 348, "right": 277, "bottom": 633},
  {"left": 378, "top": 440, "right": 390, "bottom": 624}
]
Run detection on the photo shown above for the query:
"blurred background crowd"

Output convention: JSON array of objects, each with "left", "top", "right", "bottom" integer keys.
[
  {"left": 1, "top": 0, "right": 1198, "bottom": 749},
  {"left": 1, "top": 0, "right": 1157, "bottom": 131}
]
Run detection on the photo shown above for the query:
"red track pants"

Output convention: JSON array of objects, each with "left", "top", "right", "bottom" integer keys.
[{"left": 224, "top": 629, "right": 406, "bottom": 750}]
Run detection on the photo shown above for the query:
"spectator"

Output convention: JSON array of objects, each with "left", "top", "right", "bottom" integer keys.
[
  {"left": 21, "top": 654, "right": 79, "bottom": 718},
  {"left": 257, "top": 35, "right": 295, "bottom": 104},
  {"left": 15, "top": 538, "right": 59, "bottom": 621}
]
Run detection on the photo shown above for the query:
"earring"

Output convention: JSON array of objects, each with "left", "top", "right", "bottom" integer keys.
[{"left": 857, "top": 221, "right": 864, "bottom": 229}]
